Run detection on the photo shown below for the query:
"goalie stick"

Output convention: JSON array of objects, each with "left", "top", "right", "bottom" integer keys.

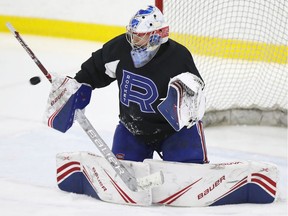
[{"left": 6, "top": 22, "right": 164, "bottom": 192}]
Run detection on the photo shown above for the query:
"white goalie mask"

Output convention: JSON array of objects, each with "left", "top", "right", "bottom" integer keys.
[{"left": 126, "top": 5, "right": 169, "bottom": 68}]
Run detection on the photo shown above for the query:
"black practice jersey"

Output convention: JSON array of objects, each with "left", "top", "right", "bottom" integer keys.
[{"left": 75, "top": 34, "right": 203, "bottom": 145}]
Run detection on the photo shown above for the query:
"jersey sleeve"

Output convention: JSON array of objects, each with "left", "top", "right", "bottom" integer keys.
[
  {"left": 74, "top": 48, "right": 116, "bottom": 89},
  {"left": 74, "top": 34, "right": 128, "bottom": 89}
]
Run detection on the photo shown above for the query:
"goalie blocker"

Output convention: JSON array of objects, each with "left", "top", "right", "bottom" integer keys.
[{"left": 43, "top": 76, "right": 92, "bottom": 132}]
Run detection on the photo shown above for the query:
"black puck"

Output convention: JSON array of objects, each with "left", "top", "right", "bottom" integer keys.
[{"left": 29, "top": 76, "right": 41, "bottom": 85}]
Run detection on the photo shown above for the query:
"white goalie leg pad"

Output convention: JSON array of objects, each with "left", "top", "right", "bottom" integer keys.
[
  {"left": 56, "top": 151, "right": 152, "bottom": 206},
  {"left": 145, "top": 159, "right": 278, "bottom": 207},
  {"left": 56, "top": 152, "right": 278, "bottom": 207}
]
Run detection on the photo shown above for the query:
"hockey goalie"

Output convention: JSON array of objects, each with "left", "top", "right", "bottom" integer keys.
[{"left": 43, "top": 5, "right": 278, "bottom": 207}]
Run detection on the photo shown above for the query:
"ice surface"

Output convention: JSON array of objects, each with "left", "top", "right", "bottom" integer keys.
[{"left": 0, "top": 33, "right": 287, "bottom": 215}]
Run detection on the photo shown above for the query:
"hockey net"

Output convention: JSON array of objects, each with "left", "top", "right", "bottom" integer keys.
[{"left": 155, "top": 0, "right": 287, "bottom": 127}]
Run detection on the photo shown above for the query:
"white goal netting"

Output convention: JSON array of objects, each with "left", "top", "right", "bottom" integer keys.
[{"left": 157, "top": 0, "right": 287, "bottom": 126}]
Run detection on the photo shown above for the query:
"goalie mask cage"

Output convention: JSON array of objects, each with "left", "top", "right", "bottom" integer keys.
[{"left": 155, "top": 0, "right": 287, "bottom": 127}]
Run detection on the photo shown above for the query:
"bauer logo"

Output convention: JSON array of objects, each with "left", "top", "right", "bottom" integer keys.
[
  {"left": 51, "top": 88, "right": 67, "bottom": 106},
  {"left": 120, "top": 70, "right": 158, "bottom": 113},
  {"left": 197, "top": 175, "right": 225, "bottom": 200},
  {"left": 92, "top": 167, "right": 107, "bottom": 192}
]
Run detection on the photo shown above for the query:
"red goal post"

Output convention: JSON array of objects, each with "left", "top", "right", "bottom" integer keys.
[{"left": 155, "top": 0, "right": 287, "bottom": 127}]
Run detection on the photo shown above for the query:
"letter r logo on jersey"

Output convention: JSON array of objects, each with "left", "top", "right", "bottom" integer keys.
[{"left": 120, "top": 70, "right": 158, "bottom": 113}]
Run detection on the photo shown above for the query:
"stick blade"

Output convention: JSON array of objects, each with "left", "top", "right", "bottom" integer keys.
[
  {"left": 135, "top": 171, "right": 164, "bottom": 192},
  {"left": 6, "top": 22, "right": 16, "bottom": 35}
]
